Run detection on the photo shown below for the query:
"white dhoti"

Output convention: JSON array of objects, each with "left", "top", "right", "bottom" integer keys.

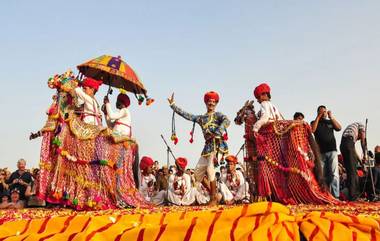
[{"left": 194, "top": 153, "right": 216, "bottom": 182}]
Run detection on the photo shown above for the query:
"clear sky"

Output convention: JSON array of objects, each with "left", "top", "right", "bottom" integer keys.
[{"left": 0, "top": 1, "right": 379, "bottom": 170}]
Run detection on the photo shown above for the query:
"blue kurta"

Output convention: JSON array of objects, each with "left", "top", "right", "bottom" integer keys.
[{"left": 170, "top": 103, "right": 230, "bottom": 157}]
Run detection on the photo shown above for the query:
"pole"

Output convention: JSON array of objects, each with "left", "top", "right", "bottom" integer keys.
[
  {"left": 160, "top": 135, "right": 176, "bottom": 160},
  {"left": 160, "top": 134, "right": 177, "bottom": 205}
]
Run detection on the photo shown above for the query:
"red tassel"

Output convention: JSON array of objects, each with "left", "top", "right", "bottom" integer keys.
[
  {"left": 223, "top": 133, "right": 228, "bottom": 141},
  {"left": 189, "top": 138, "right": 193, "bottom": 143},
  {"left": 174, "top": 137, "right": 178, "bottom": 145}
]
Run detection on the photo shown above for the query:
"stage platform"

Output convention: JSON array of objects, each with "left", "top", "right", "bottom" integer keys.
[{"left": 0, "top": 202, "right": 379, "bottom": 241}]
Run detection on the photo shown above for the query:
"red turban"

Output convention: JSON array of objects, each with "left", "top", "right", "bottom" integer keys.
[
  {"left": 117, "top": 94, "right": 130, "bottom": 108},
  {"left": 225, "top": 155, "right": 238, "bottom": 164},
  {"left": 175, "top": 157, "right": 188, "bottom": 170},
  {"left": 82, "top": 77, "right": 102, "bottom": 91},
  {"left": 204, "top": 91, "right": 219, "bottom": 103},
  {"left": 253, "top": 83, "right": 271, "bottom": 99},
  {"left": 140, "top": 156, "right": 154, "bottom": 170}
]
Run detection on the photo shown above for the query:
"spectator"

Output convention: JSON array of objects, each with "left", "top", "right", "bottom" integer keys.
[
  {"left": 293, "top": 112, "right": 304, "bottom": 121},
  {"left": 311, "top": 105, "right": 342, "bottom": 198},
  {"left": 0, "top": 169, "right": 9, "bottom": 194},
  {"left": 167, "top": 158, "right": 196, "bottom": 206},
  {"left": 220, "top": 166, "right": 227, "bottom": 182},
  {"left": 25, "top": 169, "right": 46, "bottom": 207},
  {"left": 6, "top": 159, "right": 32, "bottom": 200},
  {"left": 340, "top": 122, "right": 366, "bottom": 201},
  {"left": 156, "top": 166, "right": 169, "bottom": 191},
  {"left": 8, "top": 188, "right": 25, "bottom": 209},
  {"left": 0, "top": 192, "right": 10, "bottom": 209},
  {"left": 153, "top": 161, "right": 160, "bottom": 175},
  {"left": 219, "top": 156, "right": 250, "bottom": 204},
  {"left": 368, "top": 146, "right": 380, "bottom": 201}
]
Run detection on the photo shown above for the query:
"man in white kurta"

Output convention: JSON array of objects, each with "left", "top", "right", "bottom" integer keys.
[
  {"left": 139, "top": 156, "right": 165, "bottom": 205},
  {"left": 168, "top": 157, "right": 196, "bottom": 206},
  {"left": 104, "top": 93, "right": 132, "bottom": 137},
  {"left": 73, "top": 77, "right": 103, "bottom": 126},
  {"left": 220, "top": 155, "right": 250, "bottom": 204},
  {"left": 252, "top": 83, "right": 284, "bottom": 133}
]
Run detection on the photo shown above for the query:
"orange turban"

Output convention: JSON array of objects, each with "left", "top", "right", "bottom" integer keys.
[
  {"left": 175, "top": 157, "right": 188, "bottom": 170},
  {"left": 82, "top": 77, "right": 102, "bottom": 91},
  {"left": 140, "top": 156, "right": 154, "bottom": 170},
  {"left": 225, "top": 155, "right": 238, "bottom": 164},
  {"left": 204, "top": 91, "right": 219, "bottom": 103},
  {"left": 253, "top": 83, "right": 271, "bottom": 99}
]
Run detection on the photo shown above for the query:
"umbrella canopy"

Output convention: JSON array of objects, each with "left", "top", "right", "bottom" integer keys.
[{"left": 77, "top": 55, "right": 147, "bottom": 94}]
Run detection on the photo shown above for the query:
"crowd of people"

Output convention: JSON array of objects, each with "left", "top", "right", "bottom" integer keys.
[
  {"left": 2, "top": 80, "right": 380, "bottom": 210},
  {"left": 2, "top": 143, "right": 379, "bottom": 209},
  {"left": 0, "top": 159, "right": 44, "bottom": 209}
]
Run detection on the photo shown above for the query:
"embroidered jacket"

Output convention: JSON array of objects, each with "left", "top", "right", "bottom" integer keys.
[{"left": 170, "top": 103, "right": 230, "bottom": 157}]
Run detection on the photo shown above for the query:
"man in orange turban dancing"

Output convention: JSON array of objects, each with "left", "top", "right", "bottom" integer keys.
[{"left": 168, "top": 91, "right": 230, "bottom": 205}]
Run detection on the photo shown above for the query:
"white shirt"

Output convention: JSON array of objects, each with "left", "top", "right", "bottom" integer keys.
[
  {"left": 139, "top": 174, "right": 156, "bottom": 201},
  {"left": 253, "top": 101, "right": 283, "bottom": 132},
  {"left": 105, "top": 103, "right": 132, "bottom": 137},
  {"left": 74, "top": 87, "right": 102, "bottom": 126}
]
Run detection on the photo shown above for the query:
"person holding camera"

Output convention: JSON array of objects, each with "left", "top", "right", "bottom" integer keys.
[
  {"left": 340, "top": 122, "right": 366, "bottom": 201},
  {"left": 6, "top": 159, "right": 32, "bottom": 201},
  {"left": 311, "top": 105, "right": 342, "bottom": 198}
]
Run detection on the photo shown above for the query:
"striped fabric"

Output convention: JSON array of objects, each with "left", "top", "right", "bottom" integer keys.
[
  {"left": 0, "top": 202, "right": 379, "bottom": 241},
  {"left": 342, "top": 122, "right": 365, "bottom": 142}
]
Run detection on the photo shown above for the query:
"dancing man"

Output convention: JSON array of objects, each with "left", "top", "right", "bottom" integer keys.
[{"left": 168, "top": 91, "right": 230, "bottom": 205}]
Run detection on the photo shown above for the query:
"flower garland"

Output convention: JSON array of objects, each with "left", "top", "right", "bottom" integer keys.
[
  {"left": 263, "top": 156, "right": 311, "bottom": 182},
  {"left": 51, "top": 136, "right": 117, "bottom": 169}
]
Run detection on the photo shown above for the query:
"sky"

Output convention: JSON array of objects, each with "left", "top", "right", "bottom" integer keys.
[{"left": 0, "top": 1, "right": 379, "bottom": 170}]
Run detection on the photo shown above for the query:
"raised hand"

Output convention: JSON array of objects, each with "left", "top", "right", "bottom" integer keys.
[{"left": 167, "top": 93, "right": 175, "bottom": 105}]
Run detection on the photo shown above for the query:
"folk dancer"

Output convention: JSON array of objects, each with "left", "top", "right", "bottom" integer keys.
[
  {"left": 168, "top": 91, "right": 230, "bottom": 205},
  {"left": 168, "top": 157, "right": 196, "bottom": 205},
  {"left": 139, "top": 156, "right": 166, "bottom": 205}
]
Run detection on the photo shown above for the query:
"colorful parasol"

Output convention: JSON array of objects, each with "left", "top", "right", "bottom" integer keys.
[{"left": 77, "top": 55, "right": 147, "bottom": 95}]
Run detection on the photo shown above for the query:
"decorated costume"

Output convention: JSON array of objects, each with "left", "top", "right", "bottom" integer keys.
[
  {"left": 167, "top": 158, "right": 196, "bottom": 206},
  {"left": 139, "top": 156, "right": 166, "bottom": 205},
  {"left": 249, "top": 83, "right": 337, "bottom": 204},
  {"left": 36, "top": 72, "right": 149, "bottom": 210},
  {"left": 170, "top": 92, "right": 230, "bottom": 182},
  {"left": 253, "top": 84, "right": 284, "bottom": 132},
  {"left": 74, "top": 77, "right": 103, "bottom": 126},
  {"left": 219, "top": 156, "right": 250, "bottom": 203},
  {"left": 234, "top": 100, "right": 258, "bottom": 200},
  {"left": 105, "top": 93, "right": 132, "bottom": 137},
  {"left": 170, "top": 91, "right": 229, "bottom": 205}
]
